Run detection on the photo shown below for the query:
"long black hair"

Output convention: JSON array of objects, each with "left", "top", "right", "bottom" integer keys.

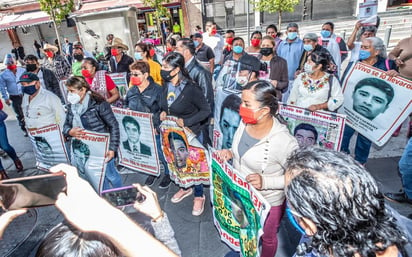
[{"left": 162, "top": 52, "right": 193, "bottom": 84}]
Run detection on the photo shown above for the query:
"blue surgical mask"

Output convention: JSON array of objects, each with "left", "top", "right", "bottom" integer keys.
[
  {"left": 287, "top": 32, "right": 298, "bottom": 41},
  {"left": 320, "top": 30, "right": 331, "bottom": 38},
  {"left": 134, "top": 52, "right": 143, "bottom": 60},
  {"left": 303, "top": 44, "right": 313, "bottom": 52},
  {"left": 286, "top": 207, "right": 306, "bottom": 234},
  {"left": 22, "top": 84, "right": 38, "bottom": 95},
  {"left": 359, "top": 50, "right": 371, "bottom": 60},
  {"left": 193, "top": 41, "right": 199, "bottom": 48},
  {"left": 233, "top": 45, "right": 243, "bottom": 54}
]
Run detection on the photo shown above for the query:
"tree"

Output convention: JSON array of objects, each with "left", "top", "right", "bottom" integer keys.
[
  {"left": 253, "top": 0, "right": 300, "bottom": 29},
  {"left": 39, "top": 0, "right": 74, "bottom": 55},
  {"left": 143, "top": 0, "right": 170, "bottom": 49}
]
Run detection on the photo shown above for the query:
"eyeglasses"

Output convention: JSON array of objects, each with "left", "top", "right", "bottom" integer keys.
[{"left": 129, "top": 73, "right": 143, "bottom": 77}]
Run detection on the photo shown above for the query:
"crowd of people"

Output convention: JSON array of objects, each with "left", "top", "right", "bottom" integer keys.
[{"left": 0, "top": 18, "right": 411, "bottom": 257}]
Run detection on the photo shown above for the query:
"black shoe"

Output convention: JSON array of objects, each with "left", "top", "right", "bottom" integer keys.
[
  {"left": 145, "top": 175, "right": 156, "bottom": 186},
  {"left": 384, "top": 191, "right": 412, "bottom": 204},
  {"left": 159, "top": 175, "right": 171, "bottom": 189}
]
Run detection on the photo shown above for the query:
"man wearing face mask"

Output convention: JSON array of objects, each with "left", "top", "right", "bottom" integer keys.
[
  {"left": 223, "top": 30, "right": 235, "bottom": 59},
  {"left": 193, "top": 33, "right": 215, "bottom": 73},
  {"left": 0, "top": 54, "right": 26, "bottom": 134},
  {"left": 71, "top": 45, "right": 85, "bottom": 76},
  {"left": 24, "top": 55, "right": 64, "bottom": 103},
  {"left": 42, "top": 43, "right": 71, "bottom": 81},
  {"left": 202, "top": 21, "right": 225, "bottom": 80},
  {"left": 62, "top": 38, "right": 73, "bottom": 65},
  {"left": 277, "top": 23, "right": 304, "bottom": 102},
  {"left": 19, "top": 72, "right": 66, "bottom": 130}
]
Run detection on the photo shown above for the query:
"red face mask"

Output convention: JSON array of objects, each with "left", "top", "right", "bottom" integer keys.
[
  {"left": 271, "top": 34, "right": 277, "bottom": 39},
  {"left": 149, "top": 48, "right": 155, "bottom": 57},
  {"left": 226, "top": 37, "right": 234, "bottom": 45},
  {"left": 130, "top": 76, "right": 142, "bottom": 86},
  {"left": 45, "top": 51, "right": 54, "bottom": 58},
  {"left": 166, "top": 47, "right": 172, "bottom": 52},
  {"left": 239, "top": 105, "right": 261, "bottom": 124},
  {"left": 211, "top": 28, "right": 217, "bottom": 35},
  {"left": 251, "top": 39, "right": 261, "bottom": 47},
  {"left": 111, "top": 48, "right": 119, "bottom": 56},
  {"left": 7, "top": 65, "right": 17, "bottom": 70},
  {"left": 81, "top": 69, "right": 92, "bottom": 78}
]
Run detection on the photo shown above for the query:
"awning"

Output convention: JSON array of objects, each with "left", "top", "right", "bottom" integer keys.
[{"left": 0, "top": 11, "right": 50, "bottom": 31}]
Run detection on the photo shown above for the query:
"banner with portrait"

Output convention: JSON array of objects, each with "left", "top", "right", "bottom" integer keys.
[
  {"left": 28, "top": 124, "right": 69, "bottom": 171},
  {"left": 112, "top": 107, "right": 160, "bottom": 176},
  {"left": 213, "top": 87, "right": 242, "bottom": 150},
  {"left": 70, "top": 131, "right": 109, "bottom": 193},
  {"left": 108, "top": 72, "right": 128, "bottom": 100},
  {"left": 341, "top": 62, "right": 412, "bottom": 146},
  {"left": 279, "top": 104, "right": 346, "bottom": 150},
  {"left": 211, "top": 151, "right": 270, "bottom": 257},
  {"left": 159, "top": 117, "right": 210, "bottom": 187}
]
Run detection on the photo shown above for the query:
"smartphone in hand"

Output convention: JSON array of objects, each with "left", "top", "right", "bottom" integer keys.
[
  {"left": 0, "top": 172, "right": 67, "bottom": 210},
  {"left": 101, "top": 186, "right": 145, "bottom": 208}
]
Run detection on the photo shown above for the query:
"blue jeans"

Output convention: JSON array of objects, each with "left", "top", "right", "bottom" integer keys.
[
  {"left": 399, "top": 138, "right": 412, "bottom": 199},
  {"left": 103, "top": 158, "right": 123, "bottom": 190},
  {"left": 0, "top": 121, "right": 18, "bottom": 170},
  {"left": 340, "top": 125, "right": 372, "bottom": 164},
  {"left": 156, "top": 134, "right": 169, "bottom": 175}
]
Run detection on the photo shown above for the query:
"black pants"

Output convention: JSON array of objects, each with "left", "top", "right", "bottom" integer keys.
[{"left": 9, "top": 94, "right": 25, "bottom": 131}]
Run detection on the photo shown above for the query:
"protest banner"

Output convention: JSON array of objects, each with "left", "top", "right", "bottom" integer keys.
[
  {"left": 108, "top": 72, "right": 128, "bottom": 99},
  {"left": 358, "top": 0, "right": 378, "bottom": 26},
  {"left": 211, "top": 151, "right": 270, "bottom": 257},
  {"left": 28, "top": 124, "right": 69, "bottom": 171},
  {"left": 341, "top": 62, "right": 412, "bottom": 146},
  {"left": 71, "top": 130, "right": 109, "bottom": 193},
  {"left": 279, "top": 104, "right": 346, "bottom": 150},
  {"left": 160, "top": 117, "right": 210, "bottom": 187},
  {"left": 112, "top": 107, "right": 160, "bottom": 176},
  {"left": 59, "top": 79, "right": 68, "bottom": 104}
]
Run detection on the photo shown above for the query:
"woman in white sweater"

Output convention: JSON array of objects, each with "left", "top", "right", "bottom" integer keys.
[
  {"left": 287, "top": 50, "right": 343, "bottom": 112},
  {"left": 218, "top": 80, "right": 298, "bottom": 257}
]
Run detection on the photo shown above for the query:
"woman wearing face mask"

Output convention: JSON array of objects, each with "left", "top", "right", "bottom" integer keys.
[
  {"left": 134, "top": 43, "right": 162, "bottom": 86},
  {"left": 124, "top": 61, "right": 171, "bottom": 188},
  {"left": 340, "top": 37, "right": 398, "bottom": 165},
  {"left": 217, "top": 80, "right": 298, "bottom": 257},
  {"left": 245, "top": 31, "right": 262, "bottom": 57},
  {"left": 288, "top": 50, "right": 343, "bottom": 112},
  {"left": 81, "top": 57, "right": 119, "bottom": 104},
  {"left": 63, "top": 76, "right": 123, "bottom": 191},
  {"left": 259, "top": 35, "right": 289, "bottom": 100},
  {"left": 159, "top": 52, "right": 210, "bottom": 216}
]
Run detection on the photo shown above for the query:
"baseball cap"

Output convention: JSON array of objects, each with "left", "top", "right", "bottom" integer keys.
[
  {"left": 19, "top": 72, "right": 39, "bottom": 83},
  {"left": 193, "top": 33, "right": 203, "bottom": 39}
]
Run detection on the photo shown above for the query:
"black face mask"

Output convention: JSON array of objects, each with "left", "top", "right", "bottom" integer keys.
[
  {"left": 73, "top": 54, "right": 84, "bottom": 61},
  {"left": 26, "top": 64, "right": 37, "bottom": 72},
  {"left": 260, "top": 47, "right": 274, "bottom": 57},
  {"left": 160, "top": 69, "right": 177, "bottom": 82}
]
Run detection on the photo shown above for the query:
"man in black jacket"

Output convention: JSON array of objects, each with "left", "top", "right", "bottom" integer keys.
[
  {"left": 176, "top": 38, "right": 214, "bottom": 146},
  {"left": 24, "top": 55, "right": 64, "bottom": 103}
]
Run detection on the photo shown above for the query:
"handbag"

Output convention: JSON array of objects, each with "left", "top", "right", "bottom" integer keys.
[{"left": 0, "top": 110, "right": 8, "bottom": 122}]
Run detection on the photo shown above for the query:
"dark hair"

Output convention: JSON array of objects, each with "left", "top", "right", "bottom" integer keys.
[
  {"left": 322, "top": 21, "right": 335, "bottom": 30},
  {"left": 266, "top": 24, "right": 282, "bottom": 38},
  {"left": 226, "top": 29, "right": 235, "bottom": 35},
  {"left": 285, "top": 148, "right": 407, "bottom": 257},
  {"left": 106, "top": 34, "right": 114, "bottom": 41},
  {"left": 309, "top": 50, "right": 331, "bottom": 72},
  {"left": 166, "top": 38, "right": 176, "bottom": 47},
  {"left": 135, "top": 43, "right": 150, "bottom": 59},
  {"left": 220, "top": 94, "right": 241, "bottom": 120},
  {"left": 83, "top": 57, "right": 100, "bottom": 71},
  {"left": 178, "top": 38, "right": 196, "bottom": 56},
  {"left": 162, "top": 52, "right": 192, "bottom": 82},
  {"left": 129, "top": 60, "right": 150, "bottom": 75},
  {"left": 242, "top": 80, "right": 279, "bottom": 116},
  {"left": 34, "top": 136, "right": 52, "bottom": 149},
  {"left": 354, "top": 78, "right": 394, "bottom": 105},
  {"left": 250, "top": 31, "right": 262, "bottom": 39},
  {"left": 122, "top": 116, "right": 140, "bottom": 133},
  {"left": 65, "top": 76, "right": 105, "bottom": 103},
  {"left": 72, "top": 139, "right": 90, "bottom": 160},
  {"left": 168, "top": 132, "right": 187, "bottom": 149},
  {"left": 24, "top": 54, "right": 38, "bottom": 63},
  {"left": 232, "top": 37, "right": 244, "bottom": 46},
  {"left": 293, "top": 123, "right": 318, "bottom": 141},
  {"left": 36, "top": 222, "right": 121, "bottom": 257}
]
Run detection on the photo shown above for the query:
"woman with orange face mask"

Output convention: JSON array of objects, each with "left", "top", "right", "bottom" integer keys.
[{"left": 245, "top": 31, "right": 262, "bottom": 58}]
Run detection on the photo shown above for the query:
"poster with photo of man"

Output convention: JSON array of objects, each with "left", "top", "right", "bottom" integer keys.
[
  {"left": 160, "top": 117, "right": 210, "bottom": 187},
  {"left": 28, "top": 124, "right": 69, "bottom": 171},
  {"left": 211, "top": 151, "right": 270, "bottom": 257},
  {"left": 279, "top": 104, "right": 346, "bottom": 150},
  {"left": 70, "top": 130, "right": 109, "bottom": 193},
  {"left": 112, "top": 107, "right": 160, "bottom": 176},
  {"left": 108, "top": 72, "right": 128, "bottom": 100},
  {"left": 341, "top": 62, "right": 412, "bottom": 146}
]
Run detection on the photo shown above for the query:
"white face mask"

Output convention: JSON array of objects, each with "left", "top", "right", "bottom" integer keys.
[
  {"left": 236, "top": 76, "right": 248, "bottom": 86},
  {"left": 304, "top": 63, "right": 315, "bottom": 74},
  {"left": 67, "top": 92, "right": 81, "bottom": 104}
]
